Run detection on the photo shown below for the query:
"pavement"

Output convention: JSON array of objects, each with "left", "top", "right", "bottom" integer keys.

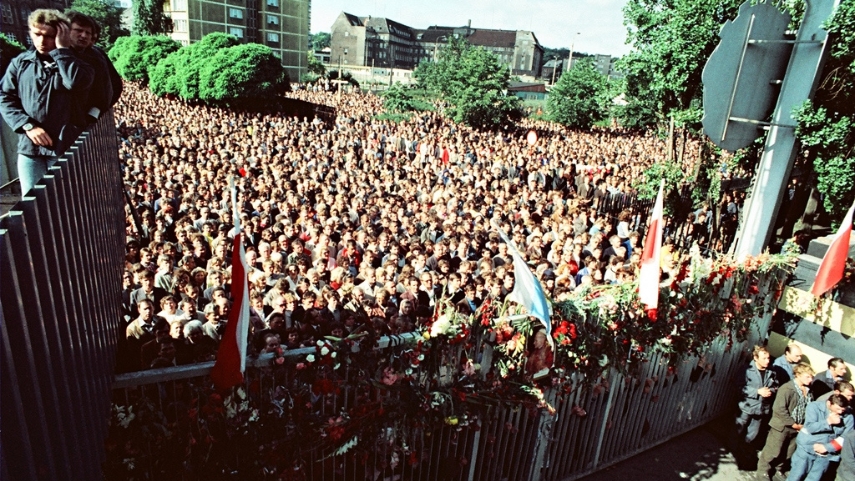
[{"left": 579, "top": 418, "right": 765, "bottom": 481}]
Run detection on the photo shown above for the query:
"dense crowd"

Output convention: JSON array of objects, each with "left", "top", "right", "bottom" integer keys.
[{"left": 116, "top": 82, "right": 737, "bottom": 373}]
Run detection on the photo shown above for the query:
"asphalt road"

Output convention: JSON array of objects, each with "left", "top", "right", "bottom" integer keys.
[{"left": 579, "top": 419, "right": 759, "bottom": 481}]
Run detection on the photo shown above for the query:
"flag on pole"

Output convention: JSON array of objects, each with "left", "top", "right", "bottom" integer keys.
[
  {"left": 492, "top": 221, "right": 552, "bottom": 336},
  {"left": 211, "top": 178, "right": 250, "bottom": 392},
  {"left": 638, "top": 179, "right": 665, "bottom": 315},
  {"left": 810, "top": 200, "right": 855, "bottom": 297}
]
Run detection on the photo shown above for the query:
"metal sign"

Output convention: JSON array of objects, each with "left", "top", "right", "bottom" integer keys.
[{"left": 702, "top": 1, "right": 792, "bottom": 152}]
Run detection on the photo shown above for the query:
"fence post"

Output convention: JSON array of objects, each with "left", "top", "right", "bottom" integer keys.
[
  {"left": 591, "top": 368, "right": 617, "bottom": 470},
  {"left": 467, "top": 418, "right": 481, "bottom": 481},
  {"left": 527, "top": 388, "right": 558, "bottom": 481}
]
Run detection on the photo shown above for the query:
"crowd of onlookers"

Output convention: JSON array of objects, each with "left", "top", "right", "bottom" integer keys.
[
  {"left": 114, "top": 79, "right": 751, "bottom": 373},
  {"left": 737, "top": 346, "right": 853, "bottom": 481}
]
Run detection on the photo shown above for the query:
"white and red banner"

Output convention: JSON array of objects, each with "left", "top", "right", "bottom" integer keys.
[
  {"left": 810, "top": 200, "right": 855, "bottom": 298},
  {"left": 211, "top": 179, "right": 250, "bottom": 391},
  {"left": 638, "top": 179, "right": 665, "bottom": 316}
]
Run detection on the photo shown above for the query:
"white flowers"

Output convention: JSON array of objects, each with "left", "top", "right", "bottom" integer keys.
[
  {"left": 306, "top": 354, "right": 316, "bottom": 363},
  {"left": 430, "top": 315, "right": 452, "bottom": 337},
  {"left": 320, "top": 346, "right": 330, "bottom": 356}
]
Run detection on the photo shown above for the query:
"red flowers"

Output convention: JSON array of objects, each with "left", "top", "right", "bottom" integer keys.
[{"left": 552, "top": 320, "right": 578, "bottom": 345}]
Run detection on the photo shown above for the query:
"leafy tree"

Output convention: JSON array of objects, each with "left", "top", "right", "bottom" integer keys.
[
  {"left": 150, "top": 33, "right": 239, "bottom": 99},
  {"left": 382, "top": 83, "right": 433, "bottom": 113},
  {"left": 1, "top": 33, "right": 25, "bottom": 77},
  {"left": 69, "top": 0, "right": 129, "bottom": 49},
  {"left": 414, "top": 38, "right": 520, "bottom": 128},
  {"left": 617, "top": 0, "right": 742, "bottom": 129},
  {"left": 309, "top": 32, "right": 330, "bottom": 51},
  {"left": 307, "top": 51, "right": 326, "bottom": 76},
  {"left": 547, "top": 58, "right": 610, "bottom": 129},
  {"left": 198, "top": 43, "right": 289, "bottom": 103},
  {"left": 133, "top": 0, "right": 173, "bottom": 36},
  {"left": 792, "top": 1, "right": 855, "bottom": 219},
  {"left": 108, "top": 35, "right": 180, "bottom": 83}
]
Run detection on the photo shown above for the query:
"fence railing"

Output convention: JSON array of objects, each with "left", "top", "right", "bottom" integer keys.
[
  {"left": 0, "top": 112, "right": 124, "bottom": 481},
  {"left": 108, "top": 309, "right": 773, "bottom": 481}
]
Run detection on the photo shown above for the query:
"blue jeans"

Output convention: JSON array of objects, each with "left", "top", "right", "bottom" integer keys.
[
  {"left": 17, "top": 153, "right": 56, "bottom": 194},
  {"left": 736, "top": 410, "right": 765, "bottom": 443},
  {"left": 786, "top": 446, "right": 830, "bottom": 481}
]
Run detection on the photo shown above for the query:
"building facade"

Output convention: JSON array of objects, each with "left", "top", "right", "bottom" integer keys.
[
  {"left": 164, "top": 0, "right": 309, "bottom": 81},
  {"left": 330, "top": 12, "right": 543, "bottom": 78},
  {"left": 2, "top": 0, "right": 71, "bottom": 49}
]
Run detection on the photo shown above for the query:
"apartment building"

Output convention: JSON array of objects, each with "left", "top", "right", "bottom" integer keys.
[
  {"left": 330, "top": 12, "right": 543, "bottom": 78},
  {"left": 164, "top": 0, "right": 309, "bottom": 81}
]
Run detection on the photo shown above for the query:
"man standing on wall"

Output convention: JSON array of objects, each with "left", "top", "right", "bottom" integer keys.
[{"left": 0, "top": 9, "right": 93, "bottom": 193}]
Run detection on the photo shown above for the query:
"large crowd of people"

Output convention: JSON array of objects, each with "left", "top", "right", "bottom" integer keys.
[{"left": 113, "top": 77, "right": 748, "bottom": 373}]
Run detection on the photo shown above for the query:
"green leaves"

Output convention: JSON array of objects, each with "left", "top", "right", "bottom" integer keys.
[
  {"left": 199, "top": 44, "right": 289, "bottom": 102},
  {"left": 794, "top": 102, "right": 855, "bottom": 219},
  {"left": 547, "top": 58, "right": 610, "bottom": 129},
  {"left": 617, "top": 0, "right": 742, "bottom": 129},
  {"left": 150, "top": 33, "right": 241, "bottom": 99},
  {"left": 149, "top": 34, "right": 288, "bottom": 103},
  {"left": 132, "top": 0, "right": 173, "bottom": 36},
  {"left": 108, "top": 35, "right": 180, "bottom": 83},
  {"left": 413, "top": 38, "right": 521, "bottom": 129}
]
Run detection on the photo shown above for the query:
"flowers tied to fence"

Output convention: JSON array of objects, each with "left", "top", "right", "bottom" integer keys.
[{"left": 105, "top": 248, "right": 795, "bottom": 479}]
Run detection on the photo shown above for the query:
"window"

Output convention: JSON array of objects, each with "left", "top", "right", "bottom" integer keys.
[
  {"left": 267, "top": 0, "right": 278, "bottom": 6},
  {"left": 173, "top": 19, "right": 188, "bottom": 32},
  {"left": 229, "top": 8, "right": 243, "bottom": 19},
  {"left": 172, "top": 0, "right": 187, "bottom": 10},
  {"left": 267, "top": 32, "right": 279, "bottom": 42},
  {"left": 267, "top": 14, "right": 278, "bottom": 25},
  {"left": 229, "top": 27, "right": 244, "bottom": 38},
  {"left": 1, "top": 4, "right": 13, "bottom": 24}
]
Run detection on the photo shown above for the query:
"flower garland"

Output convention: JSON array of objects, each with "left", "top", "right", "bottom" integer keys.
[{"left": 104, "top": 249, "right": 796, "bottom": 479}]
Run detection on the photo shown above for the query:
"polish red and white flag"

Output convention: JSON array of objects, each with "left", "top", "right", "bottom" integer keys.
[
  {"left": 810, "top": 200, "right": 855, "bottom": 297},
  {"left": 211, "top": 179, "right": 250, "bottom": 391},
  {"left": 638, "top": 179, "right": 665, "bottom": 316}
]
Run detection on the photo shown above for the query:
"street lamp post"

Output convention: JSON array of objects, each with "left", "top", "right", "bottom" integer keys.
[
  {"left": 433, "top": 36, "right": 448, "bottom": 62},
  {"left": 566, "top": 31, "right": 580, "bottom": 72}
]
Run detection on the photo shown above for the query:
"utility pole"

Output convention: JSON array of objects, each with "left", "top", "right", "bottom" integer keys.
[{"left": 566, "top": 31, "right": 580, "bottom": 72}]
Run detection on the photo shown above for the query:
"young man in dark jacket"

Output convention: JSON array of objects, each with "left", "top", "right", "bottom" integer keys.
[
  {"left": 66, "top": 11, "right": 122, "bottom": 122},
  {"left": 736, "top": 346, "right": 779, "bottom": 455},
  {"left": 0, "top": 9, "right": 94, "bottom": 193}
]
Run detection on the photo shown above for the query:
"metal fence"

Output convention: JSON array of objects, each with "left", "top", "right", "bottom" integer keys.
[
  {"left": 109, "top": 308, "right": 774, "bottom": 481},
  {"left": 0, "top": 112, "right": 125, "bottom": 481}
]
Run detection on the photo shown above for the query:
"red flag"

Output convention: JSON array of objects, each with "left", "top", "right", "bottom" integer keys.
[
  {"left": 638, "top": 180, "right": 665, "bottom": 314},
  {"left": 211, "top": 181, "right": 250, "bottom": 391},
  {"left": 810, "top": 201, "right": 855, "bottom": 297}
]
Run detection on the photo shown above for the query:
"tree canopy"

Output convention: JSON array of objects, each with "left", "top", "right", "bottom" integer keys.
[
  {"left": 69, "top": 0, "right": 129, "bottom": 49},
  {"left": 616, "top": 0, "right": 742, "bottom": 129},
  {"left": 309, "top": 32, "right": 331, "bottom": 51},
  {"left": 150, "top": 33, "right": 240, "bottom": 99},
  {"left": 132, "top": 0, "right": 173, "bottom": 36},
  {"left": 793, "top": 1, "right": 855, "bottom": 218},
  {"left": 149, "top": 33, "right": 289, "bottom": 103},
  {"left": 547, "top": 58, "right": 610, "bottom": 129},
  {"left": 198, "top": 43, "right": 289, "bottom": 103},
  {"left": 108, "top": 35, "right": 180, "bottom": 83},
  {"left": 414, "top": 38, "right": 520, "bottom": 129}
]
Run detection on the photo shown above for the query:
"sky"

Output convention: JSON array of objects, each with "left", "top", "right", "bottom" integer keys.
[{"left": 310, "top": 0, "right": 633, "bottom": 58}]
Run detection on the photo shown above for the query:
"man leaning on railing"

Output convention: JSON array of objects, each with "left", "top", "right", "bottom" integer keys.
[{"left": 0, "top": 9, "right": 92, "bottom": 194}]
